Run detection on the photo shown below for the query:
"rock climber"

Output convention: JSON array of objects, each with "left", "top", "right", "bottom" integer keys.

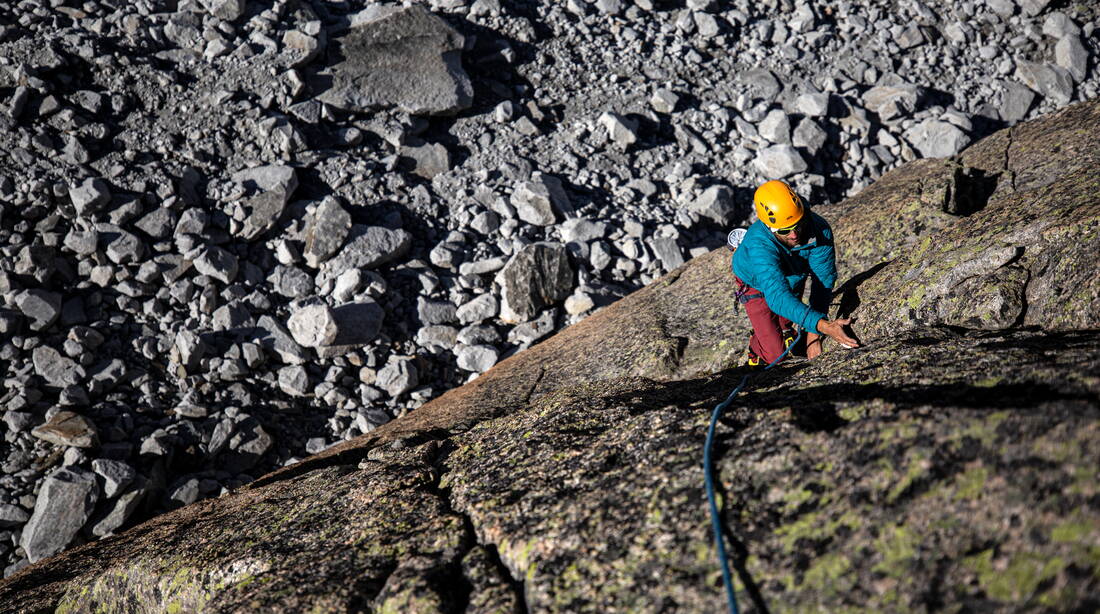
[{"left": 727, "top": 179, "right": 860, "bottom": 368}]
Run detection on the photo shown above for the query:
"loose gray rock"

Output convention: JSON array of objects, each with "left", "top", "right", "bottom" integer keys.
[
  {"left": 31, "top": 411, "right": 99, "bottom": 448},
  {"left": 69, "top": 178, "right": 111, "bottom": 217},
  {"left": 598, "top": 112, "right": 639, "bottom": 148},
  {"left": 304, "top": 197, "right": 352, "bottom": 268},
  {"left": 89, "top": 476, "right": 147, "bottom": 538},
  {"left": 173, "top": 330, "right": 206, "bottom": 374},
  {"left": 1015, "top": 61, "right": 1074, "bottom": 106},
  {"left": 512, "top": 173, "right": 572, "bottom": 226},
  {"left": 199, "top": 0, "right": 245, "bottom": 21},
  {"left": 758, "top": 109, "right": 791, "bottom": 144},
  {"left": 1055, "top": 36, "right": 1088, "bottom": 82},
  {"left": 317, "top": 301, "right": 385, "bottom": 358},
  {"left": 651, "top": 89, "right": 679, "bottom": 114},
  {"left": 91, "top": 459, "right": 136, "bottom": 499},
  {"left": 279, "top": 366, "right": 311, "bottom": 396},
  {"left": 753, "top": 145, "right": 808, "bottom": 178},
  {"left": 862, "top": 85, "right": 924, "bottom": 121},
  {"left": 21, "top": 467, "right": 98, "bottom": 563},
  {"left": 318, "top": 5, "right": 473, "bottom": 116},
  {"left": 792, "top": 118, "right": 827, "bottom": 154},
  {"left": 32, "top": 346, "right": 83, "bottom": 388},
  {"left": 400, "top": 142, "right": 451, "bottom": 179},
  {"left": 288, "top": 303, "right": 339, "bottom": 348},
  {"left": 255, "top": 316, "right": 308, "bottom": 365},
  {"left": 904, "top": 120, "right": 971, "bottom": 158},
  {"left": 455, "top": 344, "right": 499, "bottom": 373},
  {"left": 376, "top": 357, "right": 419, "bottom": 397},
  {"left": 689, "top": 185, "right": 739, "bottom": 226},
  {"left": 318, "top": 226, "right": 412, "bottom": 287},
  {"left": 456, "top": 294, "right": 499, "bottom": 324},
  {"left": 795, "top": 92, "right": 829, "bottom": 117},
  {"left": 1000, "top": 81, "right": 1037, "bottom": 123},
  {"left": 133, "top": 208, "right": 177, "bottom": 239},
  {"left": 649, "top": 237, "right": 685, "bottom": 271},
  {"left": 193, "top": 245, "right": 239, "bottom": 284},
  {"left": 232, "top": 165, "right": 298, "bottom": 241},
  {"left": 16, "top": 290, "right": 61, "bottom": 331},
  {"left": 498, "top": 242, "right": 574, "bottom": 323},
  {"left": 416, "top": 325, "right": 459, "bottom": 351},
  {"left": 0, "top": 504, "right": 30, "bottom": 528},
  {"left": 418, "top": 297, "right": 459, "bottom": 325}
]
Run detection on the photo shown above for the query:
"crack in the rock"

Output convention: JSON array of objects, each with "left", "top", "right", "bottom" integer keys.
[
  {"left": 1004, "top": 125, "right": 1016, "bottom": 192},
  {"left": 522, "top": 366, "right": 547, "bottom": 405},
  {"left": 425, "top": 441, "right": 529, "bottom": 614}
]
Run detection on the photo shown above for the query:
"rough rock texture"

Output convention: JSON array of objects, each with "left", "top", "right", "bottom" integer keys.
[
  {"left": 318, "top": 5, "right": 473, "bottom": 116},
  {"left": 2, "top": 101, "right": 1098, "bottom": 612}
]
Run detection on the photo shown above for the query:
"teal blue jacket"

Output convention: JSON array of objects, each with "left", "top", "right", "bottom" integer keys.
[{"left": 730, "top": 212, "right": 837, "bottom": 334}]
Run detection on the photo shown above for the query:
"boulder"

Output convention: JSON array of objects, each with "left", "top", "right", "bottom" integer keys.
[
  {"left": 31, "top": 411, "right": 99, "bottom": 448},
  {"left": 21, "top": 468, "right": 98, "bottom": 563},
  {"left": 317, "top": 226, "right": 412, "bottom": 288},
  {"left": 904, "top": 120, "right": 971, "bottom": 158},
  {"left": 497, "top": 242, "right": 574, "bottom": 323},
  {"left": 303, "top": 197, "right": 352, "bottom": 268},
  {"left": 231, "top": 165, "right": 298, "bottom": 241},
  {"left": 318, "top": 5, "right": 473, "bottom": 116},
  {"left": 753, "top": 144, "right": 808, "bottom": 178}
]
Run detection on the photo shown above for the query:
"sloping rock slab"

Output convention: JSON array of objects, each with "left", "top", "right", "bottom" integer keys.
[{"left": 317, "top": 5, "right": 472, "bottom": 116}]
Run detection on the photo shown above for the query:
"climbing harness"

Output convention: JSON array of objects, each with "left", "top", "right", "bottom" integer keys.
[{"left": 703, "top": 328, "right": 802, "bottom": 614}]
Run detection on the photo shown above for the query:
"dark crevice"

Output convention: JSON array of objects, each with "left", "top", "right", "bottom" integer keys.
[
  {"left": 1005, "top": 125, "right": 1016, "bottom": 192},
  {"left": 426, "top": 440, "right": 529, "bottom": 614},
  {"left": 523, "top": 366, "right": 547, "bottom": 406}
]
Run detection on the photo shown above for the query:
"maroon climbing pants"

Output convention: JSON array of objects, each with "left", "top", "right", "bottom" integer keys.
[{"left": 736, "top": 278, "right": 793, "bottom": 364}]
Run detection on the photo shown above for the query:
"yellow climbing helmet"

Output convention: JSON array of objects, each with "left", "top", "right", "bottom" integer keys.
[{"left": 754, "top": 180, "right": 805, "bottom": 229}]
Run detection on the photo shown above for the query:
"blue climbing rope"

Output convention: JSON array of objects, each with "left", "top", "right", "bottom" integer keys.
[{"left": 704, "top": 329, "right": 802, "bottom": 614}]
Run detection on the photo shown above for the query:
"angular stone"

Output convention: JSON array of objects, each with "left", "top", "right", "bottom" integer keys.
[
  {"left": 650, "top": 89, "right": 679, "bottom": 114},
  {"left": 795, "top": 92, "right": 829, "bottom": 117},
  {"left": 0, "top": 504, "right": 30, "bottom": 528},
  {"left": 758, "top": 109, "right": 791, "bottom": 144},
  {"left": 904, "top": 120, "right": 971, "bottom": 158},
  {"left": 32, "top": 346, "right": 83, "bottom": 388},
  {"left": 288, "top": 303, "right": 339, "bottom": 348},
  {"left": 318, "top": 5, "right": 473, "bottom": 116},
  {"left": 862, "top": 85, "right": 924, "bottom": 121},
  {"left": 512, "top": 174, "right": 572, "bottom": 226},
  {"left": 199, "top": 0, "right": 245, "bottom": 21},
  {"left": 16, "top": 290, "right": 62, "bottom": 331},
  {"left": 89, "top": 477, "right": 148, "bottom": 538},
  {"left": 400, "top": 142, "right": 451, "bottom": 179},
  {"left": 31, "top": 411, "right": 98, "bottom": 448},
  {"left": 497, "top": 242, "right": 574, "bottom": 323},
  {"left": 455, "top": 344, "right": 499, "bottom": 373},
  {"left": 255, "top": 316, "right": 309, "bottom": 365},
  {"left": 792, "top": 118, "right": 827, "bottom": 154},
  {"left": 304, "top": 197, "right": 352, "bottom": 268},
  {"left": 418, "top": 298, "right": 459, "bottom": 325},
  {"left": 317, "top": 301, "right": 386, "bottom": 357},
  {"left": 598, "top": 112, "right": 639, "bottom": 148},
  {"left": 21, "top": 467, "right": 98, "bottom": 563},
  {"left": 689, "top": 185, "right": 739, "bottom": 226},
  {"left": 231, "top": 165, "right": 298, "bottom": 241},
  {"left": 279, "top": 366, "right": 311, "bottom": 396},
  {"left": 173, "top": 330, "right": 206, "bottom": 374},
  {"left": 456, "top": 294, "right": 499, "bottom": 325},
  {"left": 133, "top": 207, "right": 177, "bottom": 239},
  {"left": 648, "top": 237, "right": 685, "bottom": 271},
  {"left": 1055, "top": 36, "right": 1088, "bottom": 82},
  {"left": 91, "top": 459, "right": 136, "bottom": 499},
  {"left": 753, "top": 144, "right": 808, "bottom": 178},
  {"left": 69, "top": 178, "right": 111, "bottom": 217},
  {"left": 1014, "top": 61, "right": 1074, "bottom": 106},
  {"left": 193, "top": 245, "right": 239, "bottom": 284},
  {"left": 1000, "top": 81, "right": 1037, "bottom": 123},
  {"left": 318, "top": 226, "right": 412, "bottom": 287},
  {"left": 376, "top": 357, "right": 419, "bottom": 397}
]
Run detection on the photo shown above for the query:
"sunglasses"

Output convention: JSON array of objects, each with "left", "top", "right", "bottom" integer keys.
[{"left": 772, "top": 220, "right": 803, "bottom": 236}]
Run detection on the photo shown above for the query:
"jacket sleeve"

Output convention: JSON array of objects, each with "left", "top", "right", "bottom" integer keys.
[
  {"left": 807, "top": 216, "right": 837, "bottom": 317},
  {"left": 752, "top": 243, "right": 828, "bottom": 334}
]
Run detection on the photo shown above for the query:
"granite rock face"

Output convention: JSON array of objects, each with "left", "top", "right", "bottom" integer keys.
[{"left": 2, "top": 102, "right": 1098, "bottom": 612}]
